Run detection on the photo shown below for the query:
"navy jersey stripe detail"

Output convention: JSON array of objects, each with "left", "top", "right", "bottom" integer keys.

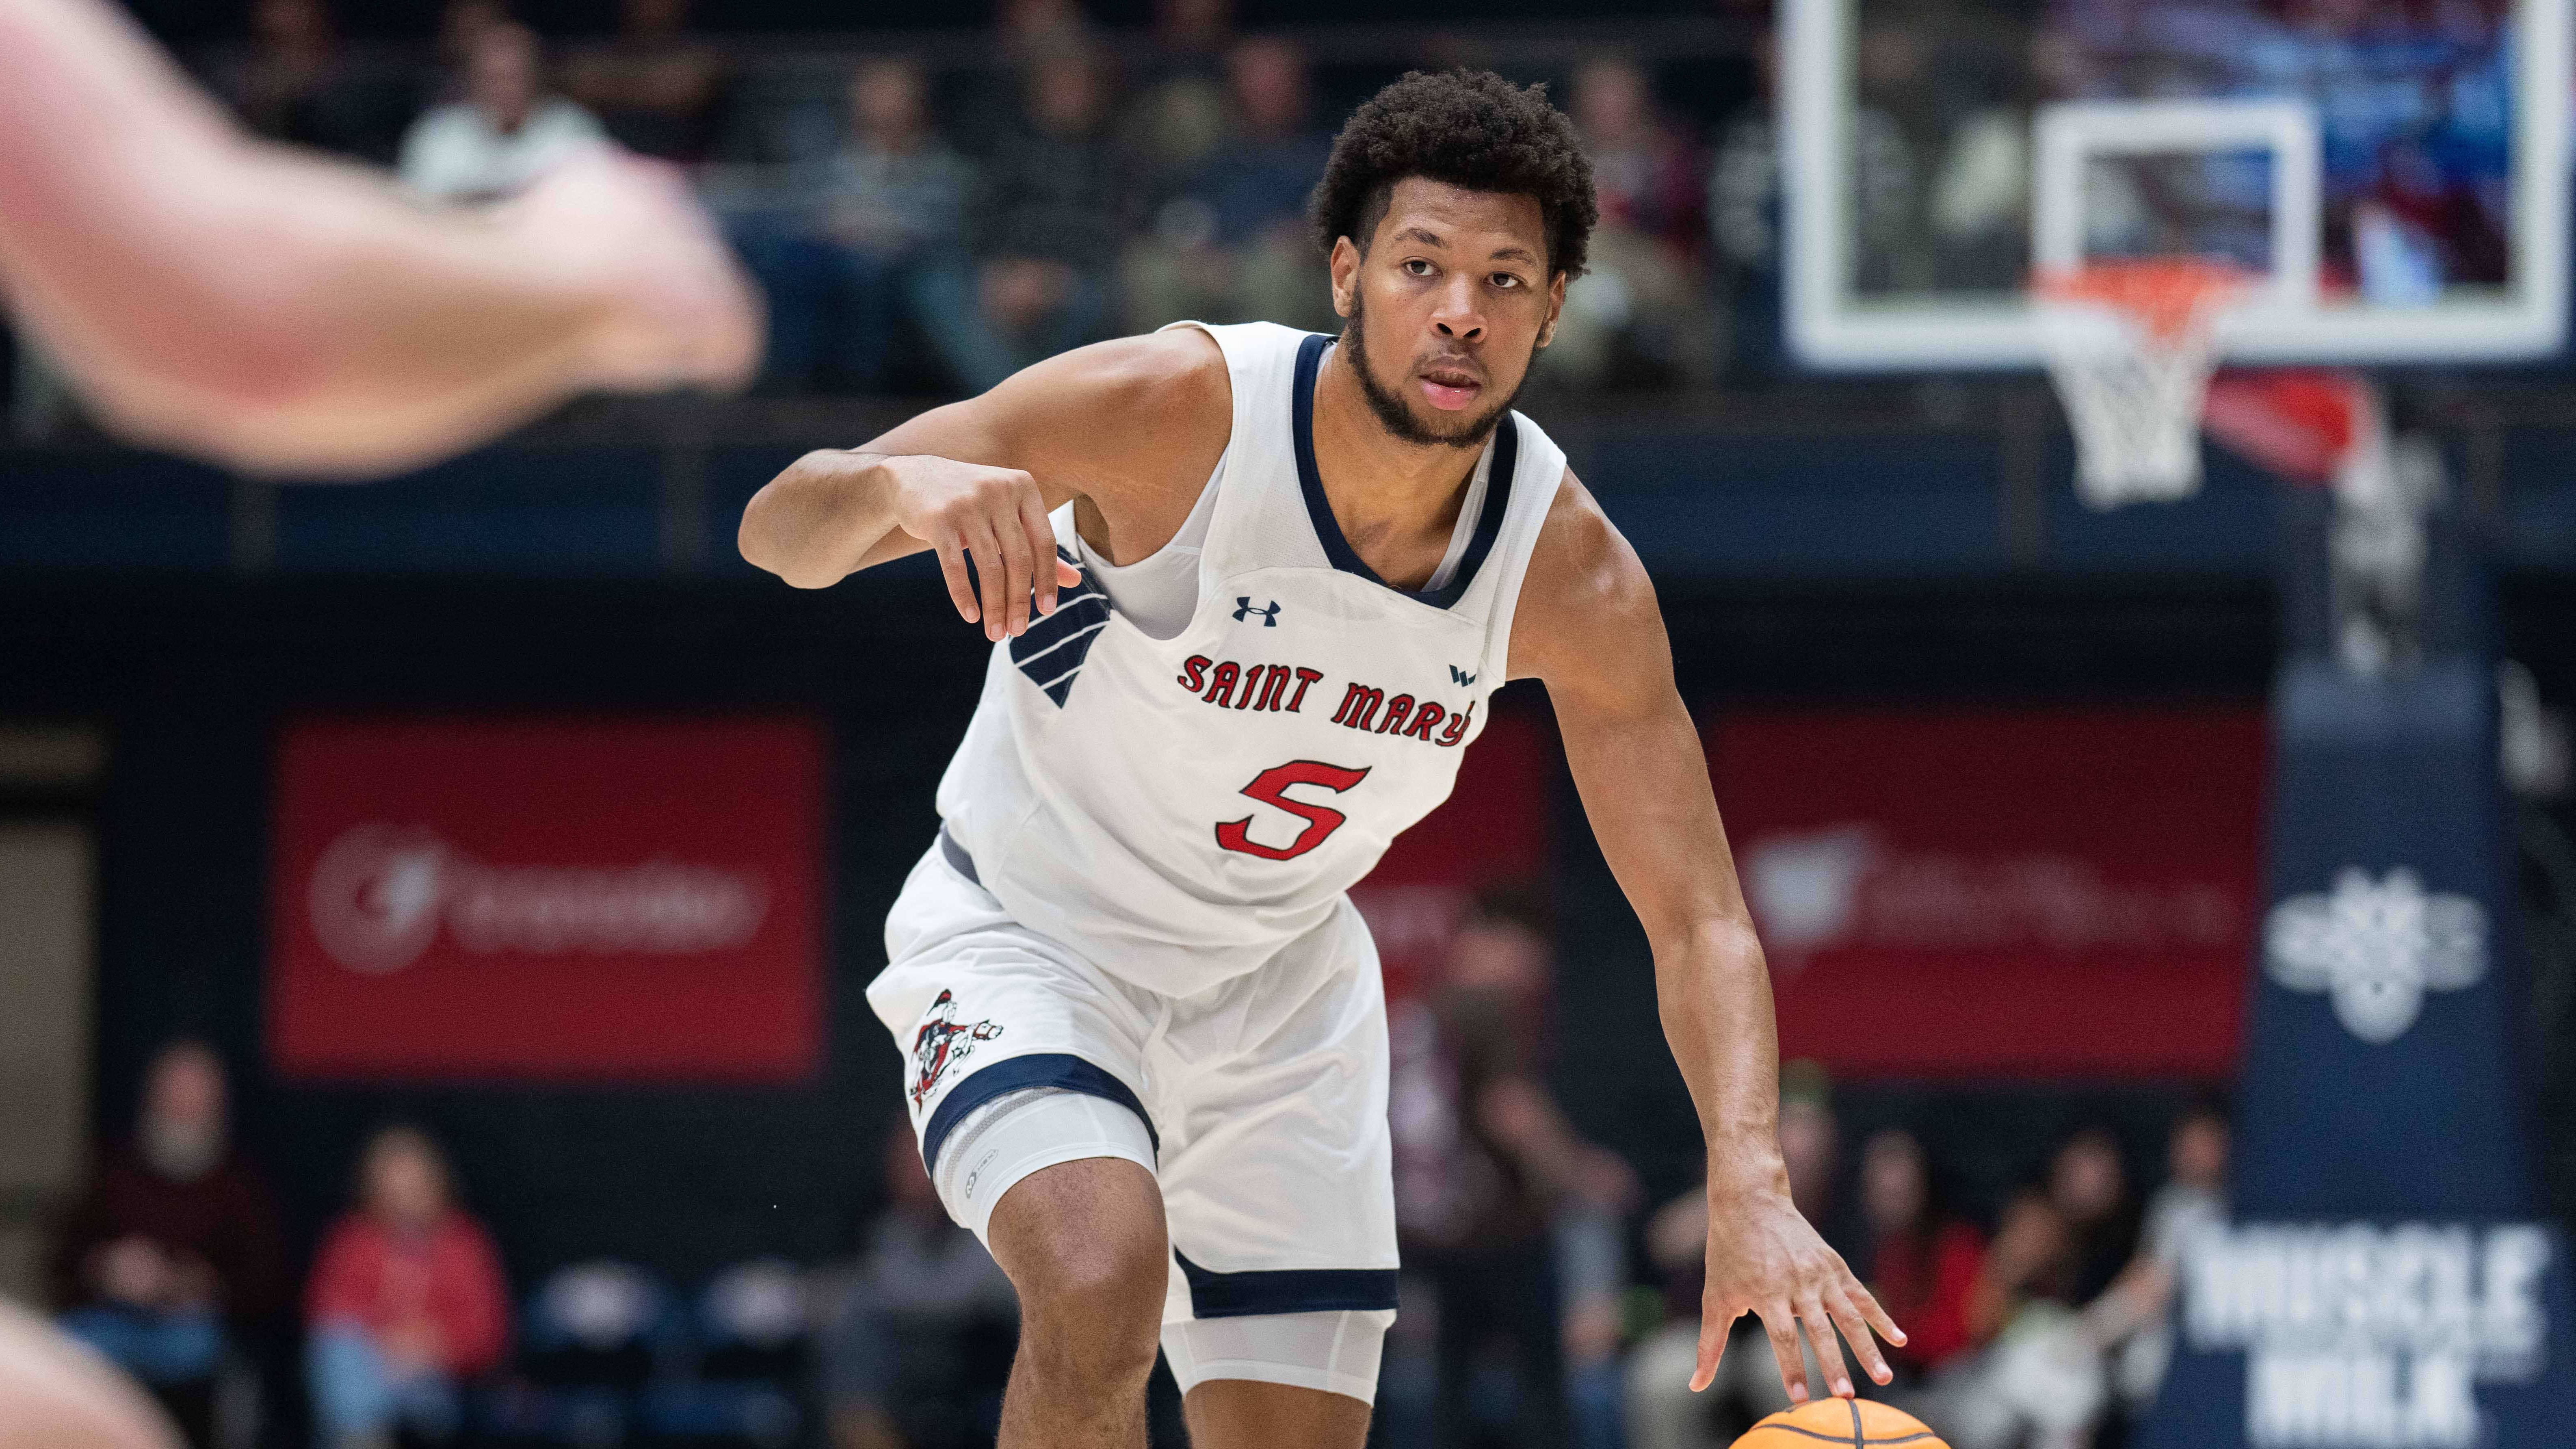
[
  {"left": 1008, "top": 584, "right": 1111, "bottom": 706},
  {"left": 1290, "top": 332, "right": 1518, "bottom": 611},
  {"left": 1015, "top": 616, "right": 1110, "bottom": 672},
  {"left": 1029, "top": 636, "right": 1107, "bottom": 690},
  {"left": 1173, "top": 1250, "right": 1400, "bottom": 1318},
  {"left": 1011, "top": 591, "right": 1110, "bottom": 650},
  {"left": 920, "top": 1052, "right": 1158, "bottom": 1174}
]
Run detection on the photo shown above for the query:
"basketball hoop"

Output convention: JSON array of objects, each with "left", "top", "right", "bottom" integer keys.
[{"left": 2033, "top": 259, "right": 2255, "bottom": 509}]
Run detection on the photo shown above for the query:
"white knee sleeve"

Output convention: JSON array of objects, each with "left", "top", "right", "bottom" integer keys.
[
  {"left": 929, "top": 1085, "right": 1158, "bottom": 1243},
  {"left": 1160, "top": 1309, "right": 1396, "bottom": 1405}
]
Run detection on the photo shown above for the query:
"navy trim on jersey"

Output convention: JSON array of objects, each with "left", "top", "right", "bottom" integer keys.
[
  {"left": 937, "top": 828, "right": 980, "bottom": 885},
  {"left": 919, "top": 1051, "right": 1159, "bottom": 1174},
  {"left": 1290, "top": 332, "right": 1518, "bottom": 611},
  {"left": 1173, "top": 1250, "right": 1401, "bottom": 1318},
  {"left": 1009, "top": 547, "right": 1112, "bottom": 706}
]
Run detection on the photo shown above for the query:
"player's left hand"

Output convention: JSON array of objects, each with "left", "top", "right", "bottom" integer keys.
[{"left": 1695, "top": 1183, "right": 1905, "bottom": 1402}]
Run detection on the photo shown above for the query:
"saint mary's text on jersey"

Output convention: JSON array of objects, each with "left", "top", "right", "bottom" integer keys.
[{"left": 1175, "top": 655, "right": 1476, "bottom": 747}]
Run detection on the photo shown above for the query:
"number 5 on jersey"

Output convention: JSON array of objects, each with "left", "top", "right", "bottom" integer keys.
[{"left": 1215, "top": 760, "right": 1371, "bottom": 860}]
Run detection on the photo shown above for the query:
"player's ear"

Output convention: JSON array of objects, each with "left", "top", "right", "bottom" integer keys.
[
  {"left": 1329, "top": 236, "right": 1362, "bottom": 319},
  {"left": 1537, "top": 270, "right": 1568, "bottom": 349}
]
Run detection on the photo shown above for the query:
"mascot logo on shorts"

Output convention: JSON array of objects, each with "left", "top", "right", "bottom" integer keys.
[{"left": 910, "top": 990, "right": 1003, "bottom": 1109}]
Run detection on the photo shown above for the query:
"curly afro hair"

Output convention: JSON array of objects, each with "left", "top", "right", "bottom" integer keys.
[{"left": 1310, "top": 69, "right": 1596, "bottom": 281}]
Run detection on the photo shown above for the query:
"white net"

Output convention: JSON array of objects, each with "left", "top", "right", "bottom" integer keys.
[{"left": 2034, "top": 264, "right": 2248, "bottom": 509}]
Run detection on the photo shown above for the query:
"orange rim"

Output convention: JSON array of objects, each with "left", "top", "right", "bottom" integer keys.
[{"left": 2033, "top": 258, "right": 2257, "bottom": 342}]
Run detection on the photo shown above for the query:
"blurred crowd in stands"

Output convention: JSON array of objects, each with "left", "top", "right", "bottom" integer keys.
[
  {"left": 51, "top": 901, "right": 2229, "bottom": 1449},
  {"left": 160, "top": 0, "right": 1772, "bottom": 402}
]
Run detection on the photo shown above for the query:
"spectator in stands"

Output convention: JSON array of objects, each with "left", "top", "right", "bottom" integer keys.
[
  {"left": 1147, "top": 0, "right": 1235, "bottom": 78},
  {"left": 1121, "top": 37, "right": 1333, "bottom": 335},
  {"left": 1117, "top": 0, "right": 1239, "bottom": 207},
  {"left": 1554, "top": 55, "right": 1710, "bottom": 390},
  {"left": 1959, "top": 1187, "right": 2072, "bottom": 1360},
  {"left": 959, "top": 50, "right": 1129, "bottom": 390},
  {"left": 1918, "top": 1185, "right": 2104, "bottom": 1449},
  {"left": 996, "top": 0, "right": 1095, "bottom": 69},
  {"left": 1853, "top": 1128, "right": 1984, "bottom": 1382},
  {"left": 2049, "top": 1126, "right": 2141, "bottom": 1311},
  {"left": 218, "top": 0, "right": 410, "bottom": 164},
  {"left": 400, "top": 22, "right": 604, "bottom": 203},
  {"left": 52, "top": 1042, "right": 287, "bottom": 1449},
  {"left": 305, "top": 1126, "right": 510, "bottom": 1449},
  {"left": 1388, "top": 888, "right": 1637, "bottom": 1449},
  {"left": 565, "top": 0, "right": 725, "bottom": 161},
  {"left": 743, "top": 56, "right": 978, "bottom": 392},
  {"left": 938, "top": 0, "right": 1096, "bottom": 159},
  {"left": 2083, "top": 1100, "right": 2230, "bottom": 1421},
  {"left": 1625, "top": 1061, "right": 1848, "bottom": 1449},
  {"left": 434, "top": 0, "right": 513, "bottom": 94},
  {"left": 818, "top": 1123, "right": 1017, "bottom": 1449}
]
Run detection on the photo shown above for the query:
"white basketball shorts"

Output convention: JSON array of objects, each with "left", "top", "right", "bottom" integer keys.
[{"left": 864, "top": 833, "right": 1400, "bottom": 1401}]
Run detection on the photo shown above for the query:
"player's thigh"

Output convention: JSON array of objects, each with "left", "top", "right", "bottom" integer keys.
[
  {"left": 1156, "top": 916, "right": 1396, "bottom": 1301},
  {"left": 1155, "top": 917, "right": 1398, "bottom": 1409},
  {"left": 1181, "top": 1377, "right": 1371, "bottom": 1449}
]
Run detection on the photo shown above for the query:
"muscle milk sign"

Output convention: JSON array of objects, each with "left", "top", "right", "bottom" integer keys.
[
  {"left": 270, "top": 717, "right": 824, "bottom": 1081},
  {"left": 2141, "top": 659, "right": 2576, "bottom": 1449}
]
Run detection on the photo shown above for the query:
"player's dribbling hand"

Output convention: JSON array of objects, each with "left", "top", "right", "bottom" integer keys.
[
  {"left": 1695, "top": 1183, "right": 1906, "bottom": 1403},
  {"left": 503, "top": 147, "right": 764, "bottom": 394},
  {"left": 885, "top": 455, "right": 1084, "bottom": 641}
]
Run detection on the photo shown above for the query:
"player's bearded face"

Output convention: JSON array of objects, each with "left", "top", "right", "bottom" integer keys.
[
  {"left": 1344, "top": 292, "right": 1529, "bottom": 449},
  {"left": 1340, "top": 182, "right": 1557, "bottom": 449}
]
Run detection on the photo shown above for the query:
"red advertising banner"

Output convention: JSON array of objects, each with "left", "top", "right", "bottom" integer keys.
[
  {"left": 1352, "top": 707, "right": 1552, "bottom": 1003},
  {"left": 1710, "top": 706, "right": 2264, "bottom": 1078},
  {"left": 270, "top": 717, "right": 825, "bottom": 1082}
]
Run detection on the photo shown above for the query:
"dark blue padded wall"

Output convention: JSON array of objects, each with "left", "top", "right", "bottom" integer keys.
[{"left": 2143, "top": 502, "right": 2576, "bottom": 1447}]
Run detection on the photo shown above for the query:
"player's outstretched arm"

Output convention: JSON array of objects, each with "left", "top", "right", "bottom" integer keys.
[
  {"left": 738, "top": 328, "right": 1228, "bottom": 640},
  {"left": 0, "top": 0, "right": 758, "bottom": 477},
  {"left": 1509, "top": 474, "right": 1907, "bottom": 1404}
]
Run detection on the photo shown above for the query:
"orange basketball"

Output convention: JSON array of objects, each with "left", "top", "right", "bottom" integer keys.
[{"left": 1730, "top": 1396, "right": 1948, "bottom": 1448}]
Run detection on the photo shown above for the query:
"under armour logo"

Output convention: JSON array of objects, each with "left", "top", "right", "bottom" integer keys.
[
  {"left": 2266, "top": 867, "right": 2487, "bottom": 1044},
  {"left": 1449, "top": 666, "right": 1477, "bottom": 686},
  {"left": 1234, "top": 598, "right": 1282, "bottom": 626}
]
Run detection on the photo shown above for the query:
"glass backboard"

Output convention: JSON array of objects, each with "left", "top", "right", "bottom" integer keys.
[{"left": 1781, "top": 0, "right": 2570, "bottom": 366}]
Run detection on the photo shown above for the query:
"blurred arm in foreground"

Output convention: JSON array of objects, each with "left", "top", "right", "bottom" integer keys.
[
  {"left": 0, "top": 0, "right": 759, "bottom": 477},
  {"left": 0, "top": 1301, "right": 180, "bottom": 1449}
]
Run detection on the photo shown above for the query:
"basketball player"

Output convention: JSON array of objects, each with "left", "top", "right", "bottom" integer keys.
[
  {"left": 739, "top": 71, "right": 1903, "bottom": 1448},
  {"left": 0, "top": 0, "right": 757, "bottom": 477}
]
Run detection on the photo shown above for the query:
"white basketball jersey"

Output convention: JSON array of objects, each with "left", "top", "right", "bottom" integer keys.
[{"left": 933, "top": 321, "right": 1568, "bottom": 994}]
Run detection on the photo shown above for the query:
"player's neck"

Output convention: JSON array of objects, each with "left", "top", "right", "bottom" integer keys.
[{"left": 1309, "top": 344, "right": 1481, "bottom": 542}]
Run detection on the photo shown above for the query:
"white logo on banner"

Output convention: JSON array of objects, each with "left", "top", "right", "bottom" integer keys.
[
  {"left": 307, "top": 823, "right": 768, "bottom": 974},
  {"left": 2185, "top": 1222, "right": 2551, "bottom": 1447},
  {"left": 1738, "top": 823, "right": 2241, "bottom": 970},
  {"left": 2265, "top": 868, "right": 2486, "bottom": 1043}
]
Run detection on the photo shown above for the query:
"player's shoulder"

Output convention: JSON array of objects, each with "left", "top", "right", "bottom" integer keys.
[
  {"left": 1509, "top": 467, "right": 1659, "bottom": 681},
  {"left": 1528, "top": 468, "right": 1645, "bottom": 609},
  {"left": 1015, "top": 327, "right": 1230, "bottom": 422},
  {"left": 984, "top": 327, "right": 1232, "bottom": 488}
]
